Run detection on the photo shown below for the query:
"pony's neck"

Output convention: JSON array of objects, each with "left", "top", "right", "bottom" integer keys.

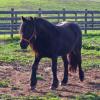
[{"left": 34, "top": 17, "right": 58, "bottom": 35}]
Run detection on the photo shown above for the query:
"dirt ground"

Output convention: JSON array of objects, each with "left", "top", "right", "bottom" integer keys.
[{"left": 0, "top": 61, "right": 100, "bottom": 99}]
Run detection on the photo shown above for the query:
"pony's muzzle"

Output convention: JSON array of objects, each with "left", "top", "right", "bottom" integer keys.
[{"left": 20, "top": 40, "right": 29, "bottom": 50}]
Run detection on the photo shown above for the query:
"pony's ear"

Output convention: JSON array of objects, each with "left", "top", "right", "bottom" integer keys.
[
  {"left": 21, "top": 16, "right": 27, "bottom": 22},
  {"left": 30, "top": 17, "right": 34, "bottom": 21}
]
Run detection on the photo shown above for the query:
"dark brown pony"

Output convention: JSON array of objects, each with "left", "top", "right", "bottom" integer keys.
[{"left": 19, "top": 16, "right": 84, "bottom": 90}]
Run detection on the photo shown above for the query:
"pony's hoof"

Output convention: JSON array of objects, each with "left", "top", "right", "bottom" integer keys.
[
  {"left": 61, "top": 82, "right": 67, "bottom": 86},
  {"left": 50, "top": 82, "right": 59, "bottom": 90},
  {"left": 31, "top": 86, "right": 36, "bottom": 91},
  {"left": 61, "top": 79, "right": 68, "bottom": 86},
  {"left": 50, "top": 86, "right": 57, "bottom": 90}
]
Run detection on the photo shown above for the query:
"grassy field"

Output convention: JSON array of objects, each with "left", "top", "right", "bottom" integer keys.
[{"left": 0, "top": 0, "right": 100, "bottom": 11}]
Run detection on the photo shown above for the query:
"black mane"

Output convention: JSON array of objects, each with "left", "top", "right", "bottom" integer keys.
[{"left": 34, "top": 17, "right": 59, "bottom": 36}]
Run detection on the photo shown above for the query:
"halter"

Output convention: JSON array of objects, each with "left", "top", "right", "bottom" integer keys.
[
  {"left": 20, "top": 27, "right": 37, "bottom": 44},
  {"left": 21, "top": 33, "right": 34, "bottom": 43}
]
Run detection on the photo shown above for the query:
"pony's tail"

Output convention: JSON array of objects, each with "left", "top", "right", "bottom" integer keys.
[{"left": 67, "top": 52, "right": 78, "bottom": 73}]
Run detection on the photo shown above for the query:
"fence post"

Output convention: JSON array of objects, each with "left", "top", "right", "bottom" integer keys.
[
  {"left": 62, "top": 8, "right": 66, "bottom": 21},
  {"left": 75, "top": 12, "right": 77, "bottom": 22},
  {"left": 85, "top": 9, "right": 88, "bottom": 34},
  {"left": 11, "top": 8, "right": 14, "bottom": 39},
  {"left": 58, "top": 13, "right": 60, "bottom": 23},
  {"left": 91, "top": 12, "right": 94, "bottom": 30},
  {"left": 15, "top": 13, "right": 17, "bottom": 32},
  {"left": 38, "top": 8, "right": 42, "bottom": 17}
]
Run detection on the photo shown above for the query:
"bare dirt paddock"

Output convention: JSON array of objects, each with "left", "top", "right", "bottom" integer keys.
[{"left": 0, "top": 62, "right": 100, "bottom": 99}]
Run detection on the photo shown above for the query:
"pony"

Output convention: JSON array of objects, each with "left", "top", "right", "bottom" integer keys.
[{"left": 19, "top": 16, "right": 84, "bottom": 90}]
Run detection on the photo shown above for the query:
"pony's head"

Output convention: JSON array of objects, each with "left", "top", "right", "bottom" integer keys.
[{"left": 19, "top": 16, "right": 36, "bottom": 50}]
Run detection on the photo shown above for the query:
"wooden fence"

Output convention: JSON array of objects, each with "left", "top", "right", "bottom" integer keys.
[{"left": 0, "top": 8, "right": 100, "bottom": 38}]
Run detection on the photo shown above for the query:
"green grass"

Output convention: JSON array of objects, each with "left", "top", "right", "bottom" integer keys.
[
  {"left": 37, "top": 75, "right": 44, "bottom": 81},
  {"left": 76, "top": 92, "right": 100, "bottom": 100},
  {"left": 82, "top": 35, "right": 100, "bottom": 51},
  {"left": 0, "top": 79, "right": 10, "bottom": 88},
  {"left": 81, "top": 34, "right": 100, "bottom": 69},
  {"left": 0, "top": 92, "right": 100, "bottom": 100},
  {"left": 0, "top": 35, "right": 34, "bottom": 66},
  {"left": 0, "top": 92, "right": 60, "bottom": 100},
  {"left": 0, "top": 0, "right": 100, "bottom": 11}
]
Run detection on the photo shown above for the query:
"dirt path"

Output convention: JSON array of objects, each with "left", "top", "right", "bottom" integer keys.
[{"left": 0, "top": 62, "right": 100, "bottom": 99}]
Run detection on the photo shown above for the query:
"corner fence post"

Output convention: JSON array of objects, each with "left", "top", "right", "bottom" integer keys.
[
  {"left": 11, "top": 8, "right": 14, "bottom": 39},
  {"left": 62, "top": 8, "right": 66, "bottom": 21},
  {"left": 85, "top": 9, "right": 88, "bottom": 34}
]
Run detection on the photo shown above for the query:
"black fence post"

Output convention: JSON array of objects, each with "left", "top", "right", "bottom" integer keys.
[
  {"left": 75, "top": 12, "right": 77, "bottom": 22},
  {"left": 11, "top": 8, "right": 14, "bottom": 39},
  {"left": 58, "top": 12, "right": 60, "bottom": 23},
  {"left": 85, "top": 9, "right": 88, "bottom": 34},
  {"left": 91, "top": 12, "right": 94, "bottom": 30},
  {"left": 15, "top": 13, "right": 17, "bottom": 32},
  {"left": 62, "top": 8, "right": 66, "bottom": 21}
]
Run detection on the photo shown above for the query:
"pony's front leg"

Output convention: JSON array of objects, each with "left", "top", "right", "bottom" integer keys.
[
  {"left": 30, "top": 55, "right": 41, "bottom": 90},
  {"left": 51, "top": 57, "right": 59, "bottom": 90},
  {"left": 61, "top": 55, "right": 68, "bottom": 86}
]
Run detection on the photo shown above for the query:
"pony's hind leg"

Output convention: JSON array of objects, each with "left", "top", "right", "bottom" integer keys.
[
  {"left": 30, "top": 55, "right": 41, "bottom": 90},
  {"left": 68, "top": 51, "right": 84, "bottom": 81},
  {"left": 61, "top": 55, "right": 68, "bottom": 86},
  {"left": 77, "top": 51, "right": 84, "bottom": 81}
]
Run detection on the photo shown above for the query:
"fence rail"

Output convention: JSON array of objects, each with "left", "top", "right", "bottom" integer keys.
[{"left": 0, "top": 8, "right": 100, "bottom": 38}]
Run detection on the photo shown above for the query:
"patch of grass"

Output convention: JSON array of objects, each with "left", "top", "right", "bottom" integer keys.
[
  {"left": 0, "top": 94, "right": 12, "bottom": 100},
  {"left": 82, "top": 35, "right": 100, "bottom": 51},
  {"left": 0, "top": 92, "right": 100, "bottom": 100},
  {"left": 81, "top": 35, "right": 100, "bottom": 69},
  {"left": 76, "top": 92, "right": 100, "bottom": 100},
  {"left": 82, "top": 48, "right": 100, "bottom": 69},
  {"left": 0, "top": 79, "right": 10, "bottom": 88},
  {"left": 0, "top": 36, "right": 34, "bottom": 66},
  {"left": 36, "top": 75, "right": 44, "bottom": 81},
  {"left": 0, "top": 92, "right": 60, "bottom": 100},
  {"left": 82, "top": 43, "right": 100, "bottom": 51}
]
